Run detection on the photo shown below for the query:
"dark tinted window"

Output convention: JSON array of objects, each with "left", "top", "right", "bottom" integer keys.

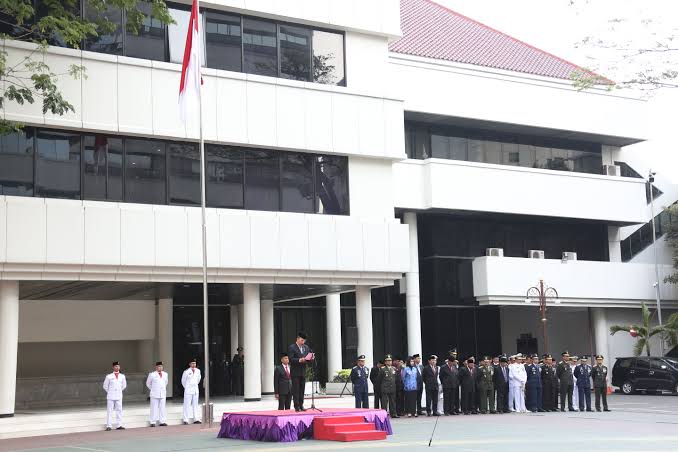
[
  {"left": 244, "top": 149, "right": 279, "bottom": 211},
  {"left": 281, "top": 152, "right": 314, "bottom": 213},
  {"left": 649, "top": 358, "right": 668, "bottom": 369},
  {"left": 125, "top": 139, "right": 166, "bottom": 204},
  {"left": 206, "top": 145, "right": 243, "bottom": 208},
  {"left": 35, "top": 0, "right": 80, "bottom": 47},
  {"left": 634, "top": 358, "right": 650, "bottom": 369},
  {"left": 316, "top": 155, "right": 349, "bottom": 215},
  {"left": 83, "top": 134, "right": 123, "bottom": 200},
  {"left": 83, "top": 2, "right": 123, "bottom": 55},
  {"left": 312, "top": 30, "right": 345, "bottom": 85},
  {"left": 35, "top": 130, "right": 80, "bottom": 199},
  {"left": 125, "top": 2, "right": 166, "bottom": 61},
  {"left": 205, "top": 11, "right": 242, "bottom": 72},
  {"left": 279, "top": 24, "right": 311, "bottom": 81},
  {"left": 169, "top": 142, "right": 200, "bottom": 205},
  {"left": 0, "top": 129, "right": 34, "bottom": 196},
  {"left": 615, "top": 358, "right": 632, "bottom": 368},
  {"left": 243, "top": 18, "right": 277, "bottom": 76}
]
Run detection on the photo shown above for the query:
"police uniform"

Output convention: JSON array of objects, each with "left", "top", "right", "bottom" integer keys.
[
  {"left": 556, "top": 352, "right": 575, "bottom": 411},
  {"left": 574, "top": 357, "right": 592, "bottom": 411},
  {"left": 476, "top": 357, "right": 495, "bottom": 414},
  {"left": 146, "top": 361, "right": 168, "bottom": 426},
  {"left": 103, "top": 361, "right": 127, "bottom": 431},
  {"left": 540, "top": 355, "right": 557, "bottom": 412},
  {"left": 378, "top": 355, "right": 399, "bottom": 417},
  {"left": 525, "top": 354, "right": 543, "bottom": 412},
  {"left": 591, "top": 355, "right": 611, "bottom": 412},
  {"left": 350, "top": 355, "right": 370, "bottom": 409}
]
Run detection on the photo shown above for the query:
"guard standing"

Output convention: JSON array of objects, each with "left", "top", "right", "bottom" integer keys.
[
  {"left": 231, "top": 346, "right": 244, "bottom": 396},
  {"left": 103, "top": 361, "right": 127, "bottom": 431},
  {"left": 146, "top": 361, "right": 168, "bottom": 427},
  {"left": 181, "top": 358, "right": 202, "bottom": 424},
  {"left": 541, "top": 354, "right": 557, "bottom": 412},
  {"left": 378, "top": 355, "right": 399, "bottom": 417},
  {"left": 350, "top": 355, "right": 370, "bottom": 409},
  {"left": 591, "top": 355, "right": 611, "bottom": 412},
  {"left": 274, "top": 352, "right": 293, "bottom": 410},
  {"left": 525, "top": 354, "right": 544, "bottom": 412},
  {"left": 574, "top": 356, "right": 593, "bottom": 412},
  {"left": 556, "top": 351, "right": 575, "bottom": 412},
  {"left": 476, "top": 356, "right": 495, "bottom": 414}
]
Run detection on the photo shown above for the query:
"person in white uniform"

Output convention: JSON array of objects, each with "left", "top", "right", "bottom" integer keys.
[
  {"left": 181, "top": 358, "right": 202, "bottom": 424},
  {"left": 508, "top": 354, "right": 527, "bottom": 413},
  {"left": 569, "top": 356, "right": 579, "bottom": 411},
  {"left": 146, "top": 361, "right": 169, "bottom": 427},
  {"left": 103, "top": 361, "right": 127, "bottom": 431}
]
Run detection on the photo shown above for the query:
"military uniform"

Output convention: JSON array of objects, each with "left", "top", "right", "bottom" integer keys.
[
  {"left": 475, "top": 359, "right": 495, "bottom": 414},
  {"left": 540, "top": 356, "right": 557, "bottom": 412},
  {"left": 525, "top": 355, "right": 543, "bottom": 412},
  {"left": 377, "top": 355, "right": 398, "bottom": 417},
  {"left": 556, "top": 354, "right": 574, "bottom": 411},
  {"left": 350, "top": 355, "right": 369, "bottom": 409},
  {"left": 574, "top": 359, "right": 592, "bottom": 412},
  {"left": 591, "top": 355, "right": 611, "bottom": 412}
]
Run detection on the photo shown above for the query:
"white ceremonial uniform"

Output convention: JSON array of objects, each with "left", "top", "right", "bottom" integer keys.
[
  {"left": 436, "top": 372, "right": 445, "bottom": 415},
  {"left": 181, "top": 367, "right": 202, "bottom": 422},
  {"left": 508, "top": 363, "right": 527, "bottom": 413},
  {"left": 146, "top": 370, "right": 169, "bottom": 425},
  {"left": 570, "top": 364, "right": 579, "bottom": 410},
  {"left": 103, "top": 372, "right": 127, "bottom": 428}
]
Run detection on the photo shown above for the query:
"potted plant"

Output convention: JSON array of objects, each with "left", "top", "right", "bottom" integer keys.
[
  {"left": 303, "top": 363, "right": 317, "bottom": 396},
  {"left": 325, "top": 369, "right": 353, "bottom": 395}
]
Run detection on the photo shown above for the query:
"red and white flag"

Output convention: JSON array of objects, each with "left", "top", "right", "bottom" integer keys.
[{"left": 178, "top": 0, "right": 202, "bottom": 123}]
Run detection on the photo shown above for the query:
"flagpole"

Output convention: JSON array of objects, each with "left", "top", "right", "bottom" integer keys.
[{"left": 195, "top": 0, "right": 211, "bottom": 426}]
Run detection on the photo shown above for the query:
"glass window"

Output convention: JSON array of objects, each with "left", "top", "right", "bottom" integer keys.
[
  {"left": 167, "top": 7, "right": 190, "bottom": 64},
  {"left": 83, "top": 134, "right": 123, "bottom": 200},
  {"left": 449, "top": 137, "right": 467, "bottom": 160},
  {"left": 168, "top": 142, "right": 200, "bottom": 205},
  {"left": 281, "top": 152, "right": 314, "bottom": 213},
  {"left": 125, "top": 2, "right": 166, "bottom": 61},
  {"left": 518, "top": 144, "right": 536, "bottom": 168},
  {"left": 502, "top": 142, "right": 519, "bottom": 165},
  {"left": 534, "top": 146, "right": 551, "bottom": 169},
  {"left": 616, "top": 358, "right": 632, "bottom": 368},
  {"left": 316, "top": 155, "right": 348, "bottom": 215},
  {"left": 243, "top": 18, "right": 277, "bottom": 77},
  {"left": 35, "top": 130, "right": 81, "bottom": 199},
  {"left": 35, "top": 0, "right": 80, "bottom": 47},
  {"left": 84, "top": 2, "right": 123, "bottom": 55},
  {"left": 431, "top": 135, "right": 450, "bottom": 159},
  {"left": 468, "top": 140, "right": 484, "bottom": 163},
  {"left": 206, "top": 145, "right": 243, "bottom": 208},
  {"left": 312, "top": 30, "right": 345, "bottom": 85},
  {"left": 205, "top": 11, "right": 242, "bottom": 72},
  {"left": 484, "top": 141, "right": 502, "bottom": 164},
  {"left": 244, "top": 149, "right": 279, "bottom": 211},
  {"left": 0, "top": 129, "right": 34, "bottom": 196},
  {"left": 634, "top": 358, "right": 650, "bottom": 369},
  {"left": 125, "top": 139, "right": 166, "bottom": 204},
  {"left": 412, "top": 128, "right": 430, "bottom": 159},
  {"left": 279, "top": 24, "right": 311, "bottom": 81}
]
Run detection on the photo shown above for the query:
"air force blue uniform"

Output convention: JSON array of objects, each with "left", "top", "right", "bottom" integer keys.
[
  {"left": 525, "top": 362, "right": 543, "bottom": 412},
  {"left": 350, "top": 365, "right": 369, "bottom": 408},
  {"left": 574, "top": 364, "right": 592, "bottom": 411}
]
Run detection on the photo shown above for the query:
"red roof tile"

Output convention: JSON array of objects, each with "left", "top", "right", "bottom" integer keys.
[{"left": 389, "top": 0, "right": 611, "bottom": 83}]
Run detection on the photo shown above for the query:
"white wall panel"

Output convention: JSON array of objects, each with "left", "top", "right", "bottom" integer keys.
[
  {"left": 151, "top": 65, "right": 186, "bottom": 139},
  {"left": 358, "top": 97, "right": 385, "bottom": 156},
  {"left": 215, "top": 76, "right": 248, "bottom": 144},
  {"left": 308, "top": 216, "right": 337, "bottom": 270},
  {"left": 383, "top": 99, "right": 405, "bottom": 158},
  {"left": 83, "top": 202, "right": 120, "bottom": 265},
  {"left": 120, "top": 205, "right": 155, "bottom": 266},
  {"left": 117, "top": 59, "right": 153, "bottom": 135},
  {"left": 81, "top": 53, "right": 118, "bottom": 131},
  {"left": 246, "top": 81, "right": 277, "bottom": 146},
  {"left": 335, "top": 216, "right": 363, "bottom": 271},
  {"left": 362, "top": 221, "right": 388, "bottom": 271},
  {"left": 45, "top": 199, "right": 84, "bottom": 265},
  {"left": 272, "top": 0, "right": 304, "bottom": 19},
  {"left": 187, "top": 208, "right": 220, "bottom": 268},
  {"left": 0, "top": 199, "right": 6, "bottom": 263},
  {"left": 249, "top": 213, "right": 280, "bottom": 269},
  {"left": 276, "top": 85, "right": 307, "bottom": 149},
  {"left": 345, "top": 33, "right": 389, "bottom": 95},
  {"left": 304, "top": 89, "right": 333, "bottom": 152},
  {"left": 43, "top": 51, "right": 82, "bottom": 127},
  {"left": 329, "top": 0, "right": 356, "bottom": 29},
  {"left": 388, "top": 222, "right": 409, "bottom": 272},
  {"left": 348, "top": 157, "right": 395, "bottom": 219},
  {"left": 154, "top": 206, "right": 187, "bottom": 267},
  {"left": 5, "top": 197, "right": 46, "bottom": 264},
  {"left": 218, "top": 211, "right": 251, "bottom": 268},
  {"left": 331, "top": 93, "right": 359, "bottom": 154},
  {"left": 4, "top": 44, "right": 45, "bottom": 124},
  {"left": 279, "top": 213, "right": 309, "bottom": 270},
  {"left": 302, "top": 0, "right": 331, "bottom": 23}
]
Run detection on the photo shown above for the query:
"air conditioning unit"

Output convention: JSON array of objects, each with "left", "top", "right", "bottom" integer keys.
[
  {"left": 528, "top": 250, "right": 545, "bottom": 259},
  {"left": 604, "top": 164, "right": 620, "bottom": 176},
  {"left": 562, "top": 251, "right": 578, "bottom": 261},
  {"left": 486, "top": 248, "right": 504, "bottom": 257}
]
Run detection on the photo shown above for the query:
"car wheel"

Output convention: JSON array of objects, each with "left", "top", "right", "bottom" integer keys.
[
  {"left": 621, "top": 381, "right": 634, "bottom": 395},
  {"left": 674, "top": 382, "right": 678, "bottom": 394}
]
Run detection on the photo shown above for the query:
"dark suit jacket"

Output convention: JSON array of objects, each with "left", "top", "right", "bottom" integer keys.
[
  {"left": 350, "top": 366, "right": 369, "bottom": 393},
  {"left": 274, "top": 364, "right": 292, "bottom": 395},
  {"left": 494, "top": 364, "right": 510, "bottom": 390},
  {"left": 421, "top": 365, "right": 439, "bottom": 389},
  {"left": 370, "top": 366, "right": 382, "bottom": 391},
  {"left": 439, "top": 363, "right": 459, "bottom": 389},
  {"left": 288, "top": 343, "right": 310, "bottom": 377},
  {"left": 458, "top": 365, "right": 476, "bottom": 392}
]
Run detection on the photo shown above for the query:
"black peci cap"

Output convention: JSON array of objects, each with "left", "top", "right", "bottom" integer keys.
[
  {"left": 112, "top": 361, "right": 119, "bottom": 366},
  {"left": 297, "top": 331, "right": 307, "bottom": 339},
  {"left": 155, "top": 361, "right": 163, "bottom": 366}
]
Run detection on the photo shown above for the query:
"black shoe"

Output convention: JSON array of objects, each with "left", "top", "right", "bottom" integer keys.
[
  {"left": 604, "top": 409, "right": 611, "bottom": 412},
  {"left": 538, "top": 409, "right": 546, "bottom": 412},
  {"left": 560, "top": 409, "right": 565, "bottom": 412},
  {"left": 300, "top": 407, "right": 307, "bottom": 412},
  {"left": 183, "top": 421, "right": 188, "bottom": 425},
  {"left": 116, "top": 427, "right": 125, "bottom": 430},
  {"left": 451, "top": 412, "right": 459, "bottom": 415},
  {"left": 392, "top": 415, "right": 400, "bottom": 418},
  {"left": 432, "top": 413, "right": 440, "bottom": 416},
  {"left": 426, "top": 413, "right": 431, "bottom": 417},
  {"left": 586, "top": 409, "right": 593, "bottom": 412},
  {"left": 490, "top": 411, "right": 497, "bottom": 414},
  {"left": 150, "top": 424, "right": 156, "bottom": 427},
  {"left": 160, "top": 423, "right": 168, "bottom": 426},
  {"left": 294, "top": 408, "right": 300, "bottom": 412},
  {"left": 105, "top": 427, "right": 112, "bottom": 431},
  {"left": 194, "top": 421, "right": 202, "bottom": 424},
  {"left": 568, "top": 408, "right": 576, "bottom": 412},
  {"left": 463, "top": 412, "right": 470, "bottom": 415}
]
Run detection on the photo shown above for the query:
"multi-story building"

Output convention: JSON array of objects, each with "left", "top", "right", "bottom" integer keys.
[{"left": 0, "top": 0, "right": 676, "bottom": 416}]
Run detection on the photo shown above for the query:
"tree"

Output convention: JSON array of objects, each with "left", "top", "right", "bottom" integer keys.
[
  {"left": 0, "top": 0, "right": 173, "bottom": 134},
  {"left": 609, "top": 302, "right": 678, "bottom": 356},
  {"left": 664, "top": 203, "right": 678, "bottom": 285}
]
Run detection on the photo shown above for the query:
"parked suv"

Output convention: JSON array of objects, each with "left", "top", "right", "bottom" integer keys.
[{"left": 612, "top": 357, "right": 678, "bottom": 394}]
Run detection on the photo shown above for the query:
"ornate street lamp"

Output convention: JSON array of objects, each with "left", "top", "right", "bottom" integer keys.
[{"left": 525, "top": 279, "right": 559, "bottom": 354}]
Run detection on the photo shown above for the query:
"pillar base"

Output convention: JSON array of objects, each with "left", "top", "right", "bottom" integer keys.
[
  {"left": 261, "top": 392, "right": 274, "bottom": 396},
  {"left": 244, "top": 398, "right": 262, "bottom": 402}
]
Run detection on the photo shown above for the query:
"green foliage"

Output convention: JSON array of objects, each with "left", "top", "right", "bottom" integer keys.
[
  {"left": 664, "top": 204, "right": 678, "bottom": 285},
  {"left": 331, "top": 369, "right": 351, "bottom": 383},
  {"left": 0, "top": 0, "right": 172, "bottom": 134},
  {"left": 609, "top": 302, "right": 678, "bottom": 356}
]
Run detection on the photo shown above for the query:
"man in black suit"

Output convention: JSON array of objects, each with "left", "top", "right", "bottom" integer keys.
[
  {"left": 421, "top": 355, "right": 440, "bottom": 416},
  {"left": 274, "top": 352, "right": 293, "bottom": 410},
  {"left": 369, "top": 361, "right": 384, "bottom": 409},
  {"left": 493, "top": 355, "right": 510, "bottom": 413},
  {"left": 459, "top": 356, "right": 477, "bottom": 415},
  {"left": 287, "top": 332, "right": 311, "bottom": 412},
  {"left": 439, "top": 355, "right": 460, "bottom": 415}
]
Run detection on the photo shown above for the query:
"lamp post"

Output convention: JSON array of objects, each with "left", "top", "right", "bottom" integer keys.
[
  {"left": 525, "top": 279, "right": 559, "bottom": 355},
  {"left": 648, "top": 170, "right": 665, "bottom": 356}
]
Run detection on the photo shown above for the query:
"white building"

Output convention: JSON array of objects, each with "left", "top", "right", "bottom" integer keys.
[{"left": 0, "top": 0, "right": 676, "bottom": 416}]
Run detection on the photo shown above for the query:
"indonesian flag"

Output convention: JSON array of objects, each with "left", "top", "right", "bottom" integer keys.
[{"left": 178, "top": 0, "right": 202, "bottom": 123}]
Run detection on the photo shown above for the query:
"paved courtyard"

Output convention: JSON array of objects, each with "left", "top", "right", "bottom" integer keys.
[{"left": 2, "top": 394, "right": 677, "bottom": 452}]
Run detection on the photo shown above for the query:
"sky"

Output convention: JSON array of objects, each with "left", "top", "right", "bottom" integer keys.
[{"left": 435, "top": 0, "right": 678, "bottom": 181}]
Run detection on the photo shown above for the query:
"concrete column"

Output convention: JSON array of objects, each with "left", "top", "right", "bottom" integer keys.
[
  {"left": 230, "top": 304, "right": 239, "bottom": 357},
  {"left": 326, "top": 294, "right": 343, "bottom": 380},
  {"left": 158, "top": 298, "right": 173, "bottom": 397},
  {"left": 591, "top": 308, "right": 610, "bottom": 361},
  {"left": 260, "top": 298, "right": 274, "bottom": 395},
  {"left": 608, "top": 226, "right": 622, "bottom": 262},
  {"left": 237, "top": 302, "right": 244, "bottom": 352},
  {"left": 243, "top": 284, "right": 261, "bottom": 401},
  {"left": 0, "top": 281, "right": 19, "bottom": 417},
  {"left": 355, "top": 286, "right": 374, "bottom": 368},
  {"left": 403, "top": 212, "right": 423, "bottom": 356}
]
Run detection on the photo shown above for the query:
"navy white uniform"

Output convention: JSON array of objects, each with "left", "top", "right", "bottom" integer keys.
[{"left": 350, "top": 358, "right": 369, "bottom": 408}]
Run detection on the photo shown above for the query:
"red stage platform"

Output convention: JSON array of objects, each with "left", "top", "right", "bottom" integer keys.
[{"left": 217, "top": 408, "right": 392, "bottom": 442}]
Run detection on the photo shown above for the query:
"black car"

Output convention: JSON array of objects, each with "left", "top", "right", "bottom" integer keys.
[{"left": 612, "top": 356, "right": 678, "bottom": 394}]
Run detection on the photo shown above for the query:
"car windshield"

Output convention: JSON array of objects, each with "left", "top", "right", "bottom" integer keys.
[{"left": 663, "top": 358, "right": 678, "bottom": 369}]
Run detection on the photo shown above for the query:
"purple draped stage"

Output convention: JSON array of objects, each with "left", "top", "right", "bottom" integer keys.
[{"left": 217, "top": 408, "right": 393, "bottom": 442}]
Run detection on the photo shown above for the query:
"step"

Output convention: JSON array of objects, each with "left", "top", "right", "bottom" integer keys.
[
  {"left": 334, "top": 430, "right": 387, "bottom": 442},
  {"left": 327, "top": 423, "right": 376, "bottom": 434},
  {"left": 314, "top": 415, "right": 366, "bottom": 426}
]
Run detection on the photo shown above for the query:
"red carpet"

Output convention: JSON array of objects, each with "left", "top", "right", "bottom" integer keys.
[{"left": 313, "top": 415, "right": 387, "bottom": 442}]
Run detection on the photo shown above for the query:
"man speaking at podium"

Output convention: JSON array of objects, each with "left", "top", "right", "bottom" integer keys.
[{"left": 288, "top": 332, "right": 314, "bottom": 412}]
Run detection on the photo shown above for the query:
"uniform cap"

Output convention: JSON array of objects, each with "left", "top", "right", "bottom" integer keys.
[
  {"left": 428, "top": 354, "right": 437, "bottom": 360},
  {"left": 448, "top": 348, "right": 457, "bottom": 355},
  {"left": 499, "top": 356, "right": 508, "bottom": 363},
  {"left": 155, "top": 361, "right": 163, "bottom": 366},
  {"left": 595, "top": 355, "right": 604, "bottom": 359},
  {"left": 531, "top": 354, "right": 539, "bottom": 359},
  {"left": 561, "top": 351, "right": 569, "bottom": 356},
  {"left": 357, "top": 354, "right": 366, "bottom": 360},
  {"left": 569, "top": 356, "right": 578, "bottom": 361},
  {"left": 580, "top": 355, "right": 589, "bottom": 360},
  {"left": 112, "top": 361, "right": 120, "bottom": 366},
  {"left": 385, "top": 354, "right": 393, "bottom": 361},
  {"left": 297, "top": 331, "right": 307, "bottom": 339},
  {"left": 467, "top": 357, "right": 475, "bottom": 364},
  {"left": 545, "top": 354, "right": 553, "bottom": 360},
  {"left": 190, "top": 358, "right": 197, "bottom": 363},
  {"left": 483, "top": 356, "right": 491, "bottom": 361}
]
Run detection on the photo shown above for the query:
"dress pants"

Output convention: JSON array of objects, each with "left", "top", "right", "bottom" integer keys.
[
  {"left": 373, "top": 390, "right": 381, "bottom": 409},
  {"left": 594, "top": 387, "right": 608, "bottom": 410},
  {"left": 381, "top": 392, "right": 397, "bottom": 416},
  {"left": 542, "top": 384, "right": 555, "bottom": 411},
  {"left": 578, "top": 385, "right": 592, "bottom": 411},
  {"left": 496, "top": 386, "right": 508, "bottom": 412},
  {"left": 425, "top": 388, "right": 438, "bottom": 414},
  {"left": 461, "top": 388, "right": 476, "bottom": 413},
  {"left": 182, "top": 393, "right": 201, "bottom": 422},
  {"left": 278, "top": 393, "right": 292, "bottom": 410},
  {"left": 149, "top": 397, "right": 166, "bottom": 424},
  {"left": 526, "top": 384, "right": 542, "bottom": 411},
  {"left": 354, "top": 391, "right": 369, "bottom": 409},
  {"left": 509, "top": 385, "right": 525, "bottom": 412},
  {"left": 291, "top": 376, "right": 306, "bottom": 410},
  {"left": 396, "top": 390, "right": 404, "bottom": 415},
  {"left": 572, "top": 380, "right": 579, "bottom": 409},
  {"left": 478, "top": 387, "right": 495, "bottom": 413},
  {"left": 404, "top": 390, "right": 417, "bottom": 415},
  {"left": 106, "top": 399, "right": 123, "bottom": 428},
  {"left": 416, "top": 386, "right": 423, "bottom": 413},
  {"left": 443, "top": 387, "right": 459, "bottom": 414},
  {"left": 559, "top": 384, "right": 574, "bottom": 411}
]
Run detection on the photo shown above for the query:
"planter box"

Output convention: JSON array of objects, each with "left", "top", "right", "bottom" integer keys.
[
  {"left": 304, "top": 381, "right": 319, "bottom": 396},
  {"left": 325, "top": 382, "right": 352, "bottom": 395}
]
